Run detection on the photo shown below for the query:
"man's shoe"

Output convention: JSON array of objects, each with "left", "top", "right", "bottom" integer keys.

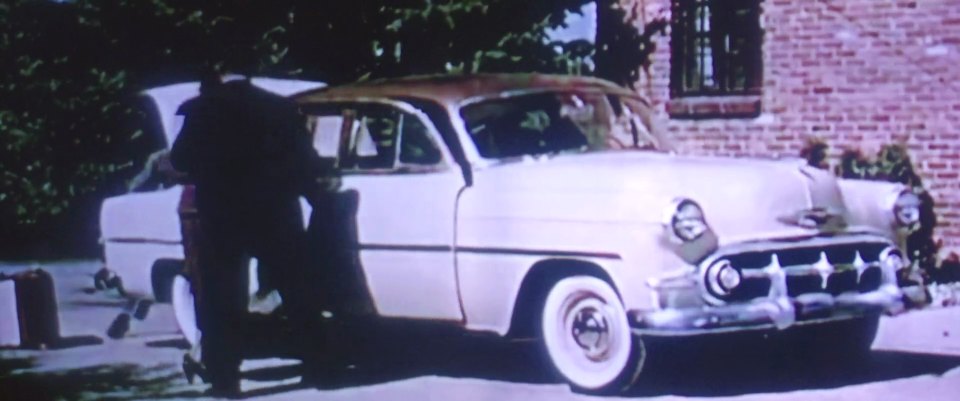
[{"left": 182, "top": 354, "right": 208, "bottom": 384}]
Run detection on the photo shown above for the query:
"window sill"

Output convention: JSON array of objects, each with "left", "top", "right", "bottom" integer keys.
[{"left": 666, "top": 95, "right": 761, "bottom": 119}]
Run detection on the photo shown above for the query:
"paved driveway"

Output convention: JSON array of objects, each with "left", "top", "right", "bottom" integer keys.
[{"left": 1, "top": 261, "right": 959, "bottom": 400}]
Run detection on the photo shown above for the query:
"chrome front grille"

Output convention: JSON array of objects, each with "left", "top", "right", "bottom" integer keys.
[
  {"left": 725, "top": 242, "right": 888, "bottom": 270},
  {"left": 707, "top": 241, "right": 891, "bottom": 304}
]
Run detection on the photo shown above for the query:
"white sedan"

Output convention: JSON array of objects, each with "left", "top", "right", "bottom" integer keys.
[{"left": 101, "top": 74, "right": 914, "bottom": 394}]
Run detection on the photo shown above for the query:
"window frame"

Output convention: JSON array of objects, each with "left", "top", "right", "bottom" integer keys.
[
  {"left": 458, "top": 89, "right": 670, "bottom": 159},
  {"left": 668, "top": 0, "right": 764, "bottom": 119},
  {"left": 301, "top": 99, "right": 452, "bottom": 175}
]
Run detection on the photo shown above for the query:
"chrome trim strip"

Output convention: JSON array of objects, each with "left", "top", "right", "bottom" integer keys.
[
  {"left": 456, "top": 246, "right": 622, "bottom": 260},
  {"left": 106, "top": 238, "right": 181, "bottom": 246},
  {"left": 781, "top": 263, "right": 866, "bottom": 276},
  {"left": 358, "top": 244, "right": 622, "bottom": 260},
  {"left": 360, "top": 244, "right": 452, "bottom": 253}
]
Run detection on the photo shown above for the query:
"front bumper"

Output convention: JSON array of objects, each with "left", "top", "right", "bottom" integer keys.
[
  {"left": 630, "top": 284, "right": 902, "bottom": 336},
  {"left": 631, "top": 234, "right": 906, "bottom": 336}
]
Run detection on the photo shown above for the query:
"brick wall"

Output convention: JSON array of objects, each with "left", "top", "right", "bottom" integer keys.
[{"left": 625, "top": 0, "right": 960, "bottom": 251}]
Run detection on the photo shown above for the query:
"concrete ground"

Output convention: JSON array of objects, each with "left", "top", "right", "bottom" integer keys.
[{"left": 1, "top": 260, "right": 960, "bottom": 401}]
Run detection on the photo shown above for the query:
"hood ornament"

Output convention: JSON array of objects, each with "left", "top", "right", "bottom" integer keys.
[{"left": 778, "top": 207, "right": 847, "bottom": 231}]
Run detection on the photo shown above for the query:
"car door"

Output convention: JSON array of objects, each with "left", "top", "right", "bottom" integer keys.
[{"left": 306, "top": 100, "right": 466, "bottom": 321}]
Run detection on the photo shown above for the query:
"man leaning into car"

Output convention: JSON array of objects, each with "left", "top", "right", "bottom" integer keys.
[{"left": 170, "top": 68, "right": 340, "bottom": 397}]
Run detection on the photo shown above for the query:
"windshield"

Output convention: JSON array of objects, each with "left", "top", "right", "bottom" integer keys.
[{"left": 460, "top": 91, "right": 662, "bottom": 159}]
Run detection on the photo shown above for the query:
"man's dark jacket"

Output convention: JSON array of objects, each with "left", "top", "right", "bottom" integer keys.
[{"left": 170, "top": 80, "right": 324, "bottom": 214}]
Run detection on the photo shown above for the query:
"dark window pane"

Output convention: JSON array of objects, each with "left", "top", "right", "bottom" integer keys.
[
  {"left": 671, "top": 0, "right": 762, "bottom": 97},
  {"left": 399, "top": 116, "right": 442, "bottom": 165}
]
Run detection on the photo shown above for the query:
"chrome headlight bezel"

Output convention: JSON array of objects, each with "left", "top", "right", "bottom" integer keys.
[
  {"left": 704, "top": 259, "right": 741, "bottom": 297},
  {"left": 668, "top": 199, "right": 709, "bottom": 242},
  {"left": 892, "top": 190, "right": 921, "bottom": 228}
]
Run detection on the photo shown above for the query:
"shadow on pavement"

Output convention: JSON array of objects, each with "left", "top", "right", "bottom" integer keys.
[
  {"left": 7, "top": 328, "right": 958, "bottom": 399},
  {"left": 49, "top": 335, "right": 104, "bottom": 350},
  {"left": 0, "top": 335, "right": 104, "bottom": 351},
  {"left": 615, "top": 331, "right": 960, "bottom": 397},
  {"left": 229, "top": 322, "right": 555, "bottom": 397},
  {"left": 0, "top": 362, "right": 204, "bottom": 400},
  {"left": 145, "top": 337, "right": 191, "bottom": 350},
  {"left": 250, "top": 326, "right": 960, "bottom": 398},
  {"left": 67, "top": 299, "right": 130, "bottom": 308},
  {"left": 1, "top": 356, "right": 36, "bottom": 375}
]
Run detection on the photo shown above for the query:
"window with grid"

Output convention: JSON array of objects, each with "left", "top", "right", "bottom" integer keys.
[{"left": 670, "top": 0, "right": 763, "bottom": 98}]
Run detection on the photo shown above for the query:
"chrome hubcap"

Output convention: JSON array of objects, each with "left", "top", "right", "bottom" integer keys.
[{"left": 570, "top": 305, "right": 611, "bottom": 361}]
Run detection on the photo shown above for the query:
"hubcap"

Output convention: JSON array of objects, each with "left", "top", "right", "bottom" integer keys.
[{"left": 571, "top": 305, "right": 611, "bottom": 361}]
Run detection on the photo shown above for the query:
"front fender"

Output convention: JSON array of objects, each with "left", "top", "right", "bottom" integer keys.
[{"left": 838, "top": 179, "right": 910, "bottom": 245}]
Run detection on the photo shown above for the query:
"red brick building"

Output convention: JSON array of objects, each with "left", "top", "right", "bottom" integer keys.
[{"left": 624, "top": 0, "right": 960, "bottom": 250}]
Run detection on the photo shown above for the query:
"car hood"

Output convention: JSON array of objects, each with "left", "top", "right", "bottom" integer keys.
[{"left": 469, "top": 151, "right": 847, "bottom": 244}]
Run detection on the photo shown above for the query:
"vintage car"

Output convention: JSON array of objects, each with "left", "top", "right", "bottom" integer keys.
[{"left": 103, "top": 74, "right": 916, "bottom": 394}]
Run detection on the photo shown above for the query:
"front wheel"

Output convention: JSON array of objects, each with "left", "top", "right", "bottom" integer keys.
[{"left": 541, "top": 276, "right": 644, "bottom": 394}]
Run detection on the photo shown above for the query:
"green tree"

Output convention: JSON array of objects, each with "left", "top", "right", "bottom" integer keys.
[
  {"left": 283, "top": 0, "right": 594, "bottom": 82},
  {"left": 0, "top": 0, "right": 295, "bottom": 258},
  {"left": 594, "top": 0, "right": 667, "bottom": 89}
]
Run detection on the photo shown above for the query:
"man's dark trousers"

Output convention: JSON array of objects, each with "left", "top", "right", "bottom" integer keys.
[{"left": 195, "top": 197, "right": 323, "bottom": 385}]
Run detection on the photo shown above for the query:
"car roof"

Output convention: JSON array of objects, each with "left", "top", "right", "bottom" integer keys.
[{"left": 294, "top": 73, "right": 643, "bottom": 108}]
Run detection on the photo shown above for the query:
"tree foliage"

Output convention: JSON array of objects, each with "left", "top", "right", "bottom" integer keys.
[
  {"left": 594, "top": 0, "right": 667, "bottom": 89},
  {"left": 0, "top": 1, "right": 153, "bottom": 256},
  {"left": 282, "top": 0, "right": 594, "bottom": 82}
]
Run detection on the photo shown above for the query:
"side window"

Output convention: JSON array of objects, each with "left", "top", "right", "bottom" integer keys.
[
  {"left": 352, "top": 112, "right": 399, "bottom": 169},
  {"left": 340, "top": 104, "right": 443, "bottom": 172},
  {"left": 461, "top": 93, "right": 612, "bottom": 158},
  {"left": 398, "top": 115, "right": 442, "bottom": 165}
]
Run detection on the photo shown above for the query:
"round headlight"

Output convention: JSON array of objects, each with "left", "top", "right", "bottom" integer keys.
[
  {"left": 671, "top": 199, "right": 708, "bottom": 241},
  {"left": 893, "top": 190, "right": 921, "bottom": 228},
  {"left": 706, "top": 259, "right": 741, "bottom": 296}
]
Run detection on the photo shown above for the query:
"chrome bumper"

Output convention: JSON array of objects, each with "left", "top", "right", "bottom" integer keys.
[{"left": 630, "top": 284, "right": 903, "bottom": 336}]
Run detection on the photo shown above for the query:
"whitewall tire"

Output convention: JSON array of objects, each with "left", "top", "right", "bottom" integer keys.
[{"left": 541, "top": 276, "right": 644, "bottom": 393}]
